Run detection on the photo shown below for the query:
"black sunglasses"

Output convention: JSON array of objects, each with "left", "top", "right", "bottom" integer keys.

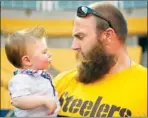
[{"left": 77, "top": 6, "right": 113, "bottom": 28}]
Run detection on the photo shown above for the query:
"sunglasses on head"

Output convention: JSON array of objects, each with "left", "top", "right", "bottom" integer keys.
[{"left": 77, "top": 6, "right": 113, "bottom": 28}]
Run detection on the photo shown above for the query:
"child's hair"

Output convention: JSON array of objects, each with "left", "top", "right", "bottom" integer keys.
[{"left": 5, "top": 26, "right": 46, "bottom": 68}]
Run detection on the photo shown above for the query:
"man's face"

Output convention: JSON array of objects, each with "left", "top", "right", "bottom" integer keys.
[
  {"left": 72, "top": 16, "right": 116, "bottom": 83},
  {"left": 72, "top": 16, "right": 98, "bottom": 56}
]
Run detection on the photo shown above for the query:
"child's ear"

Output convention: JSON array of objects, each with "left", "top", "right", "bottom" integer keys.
[{"left": 22, "top": 55, "right": 32, "bottom": 67}]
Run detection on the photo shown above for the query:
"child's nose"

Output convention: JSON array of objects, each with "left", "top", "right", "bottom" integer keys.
[{"left": 47, "top": 52, "right": 52, "bottom": 58}]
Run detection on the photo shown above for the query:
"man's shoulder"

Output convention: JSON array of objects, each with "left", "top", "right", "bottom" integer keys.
[
  {"left": 53, "top": 69, "right": 77, "bottom": 84},
  {"left": 54, "top": 69, "right": 77, "bottom": 80},
  {"left": 133, "top": 64, "right": 147, "bottom": 74},
  {"left": 131, "top": 64, "right": 147, "bottom": 84}
]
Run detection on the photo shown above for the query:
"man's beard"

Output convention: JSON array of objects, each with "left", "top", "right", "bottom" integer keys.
[{"left": 76, "top": 40, "right": 116, "bottom": 84}]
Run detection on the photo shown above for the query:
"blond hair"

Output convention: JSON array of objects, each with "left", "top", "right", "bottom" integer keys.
[{"left": 5, "top": 26, "right": 46, "bottom": 68}]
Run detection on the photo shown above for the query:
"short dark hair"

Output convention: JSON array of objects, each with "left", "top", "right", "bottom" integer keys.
[{"left": 90, "top": 2, "right": 128, "bottom": 43}]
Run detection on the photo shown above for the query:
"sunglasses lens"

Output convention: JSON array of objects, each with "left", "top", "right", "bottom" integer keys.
[
  {"left": 77, "top": 6, "right": 88, "bottom": 17},
  {"left": 81, "top": 7, "right": 88, "bottom": 14},
  {"left": 77, "top": 6, "right": 113, "bottom": 28}
]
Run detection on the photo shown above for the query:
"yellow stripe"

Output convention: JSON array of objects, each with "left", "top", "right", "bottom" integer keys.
[
  {"left": 1, "top": 17, "right": 147, "bottom": 36},
  {"left": 1, "top": 18, "right": 73, "bottom": 37},
  {"left": 128, "top": 17, "right": 147, "bottom": 35},
  {"left": 5, "top": 110, "right": 14, "bottom": 117}
]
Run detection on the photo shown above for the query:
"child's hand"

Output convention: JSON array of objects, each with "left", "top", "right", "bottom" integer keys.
[{"left": 44, "top": 98, "right": 57, "bottom": 115}]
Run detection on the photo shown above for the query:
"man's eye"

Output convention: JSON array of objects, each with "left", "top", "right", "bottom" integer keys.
[{"left": 78, "top": 36, "right": 84, "bottom": 40}]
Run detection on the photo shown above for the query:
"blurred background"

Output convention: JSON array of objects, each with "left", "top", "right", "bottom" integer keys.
[{"left": 1, "top": 1, "right": 147, "bottom": 117}]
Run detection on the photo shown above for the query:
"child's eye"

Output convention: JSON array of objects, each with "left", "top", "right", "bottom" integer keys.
[{"left": 42, "top": 49, "right": 48, "bottom": 54}]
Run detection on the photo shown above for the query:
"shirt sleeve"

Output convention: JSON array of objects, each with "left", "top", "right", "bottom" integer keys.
[{"left": 8, "top": 74, "right": 32, "bottom": 98}]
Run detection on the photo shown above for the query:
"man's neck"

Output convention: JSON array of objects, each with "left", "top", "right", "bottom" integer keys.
[{"left": 108, "top": 48, "right": 134, "bottom": 74}]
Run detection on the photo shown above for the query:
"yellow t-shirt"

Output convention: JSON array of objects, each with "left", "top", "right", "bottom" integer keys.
[{"left": 53, "top": 64, "right": 147, "bottom": 117}]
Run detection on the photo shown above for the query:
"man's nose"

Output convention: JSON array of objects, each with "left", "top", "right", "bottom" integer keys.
[{"left": 71, "top": 39, "right": 80, "bottom": 50}]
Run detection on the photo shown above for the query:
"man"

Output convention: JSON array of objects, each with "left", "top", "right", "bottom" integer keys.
[{"left": 53, "top": 2, "right": 147, "bottom": 117}]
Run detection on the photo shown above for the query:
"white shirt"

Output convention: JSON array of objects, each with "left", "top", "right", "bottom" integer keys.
[{"left": 9, "top": 73, "right": 60, "bottom": 117}]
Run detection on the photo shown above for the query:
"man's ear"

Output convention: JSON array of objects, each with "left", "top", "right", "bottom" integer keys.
[
  {"left": 102, "top": 28, "right": 115, "bottom": 45},
  {"left": 21, "top": 55, "right": 32, "bottom": 67}
]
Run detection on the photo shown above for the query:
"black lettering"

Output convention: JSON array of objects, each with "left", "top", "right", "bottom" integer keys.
[
  {"left": 119, "top": 108, "right": 132, "bottom": 117},
  {"left": 60, "top": 93, "right": 132, "bottom": 117},
  {"left": 96, "top": 104, "right": 110, "bottom": 117},
  {"left": 73, "top": 99, "right": 83, "bottom": 113},
  {"left": 80, "top": 101, "right": 93, "bottom": 116},
  {"left": 63, "top": 96, "right": 73, "bottom": 112},
  {"left": 90, "top": 96, "right": 103, "bottom": 117},
  {"left": 69, "top": 99, "right": 83, "bottom": 113},
  {"left": 107, "top": 105, "right": 120, "bottom": 117},
  {"left": 69, "top": 99, "right": 78, "bottom": 113},
  {"left": 59, "top": 92, "right": 68, "bottom": 106}
]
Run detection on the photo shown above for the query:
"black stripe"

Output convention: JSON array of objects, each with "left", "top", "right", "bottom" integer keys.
[{"left": 57, "top": 114, "right": 68, "bottom": 117}]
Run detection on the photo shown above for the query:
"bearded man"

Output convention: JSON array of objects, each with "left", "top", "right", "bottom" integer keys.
[{"left": 53, "top": 2, "right": 147, "bottom": 117}]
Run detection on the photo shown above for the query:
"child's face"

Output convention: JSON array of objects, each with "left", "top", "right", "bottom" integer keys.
[{"left": 29, "top": 39, "right": 51, "bottom": 70}]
